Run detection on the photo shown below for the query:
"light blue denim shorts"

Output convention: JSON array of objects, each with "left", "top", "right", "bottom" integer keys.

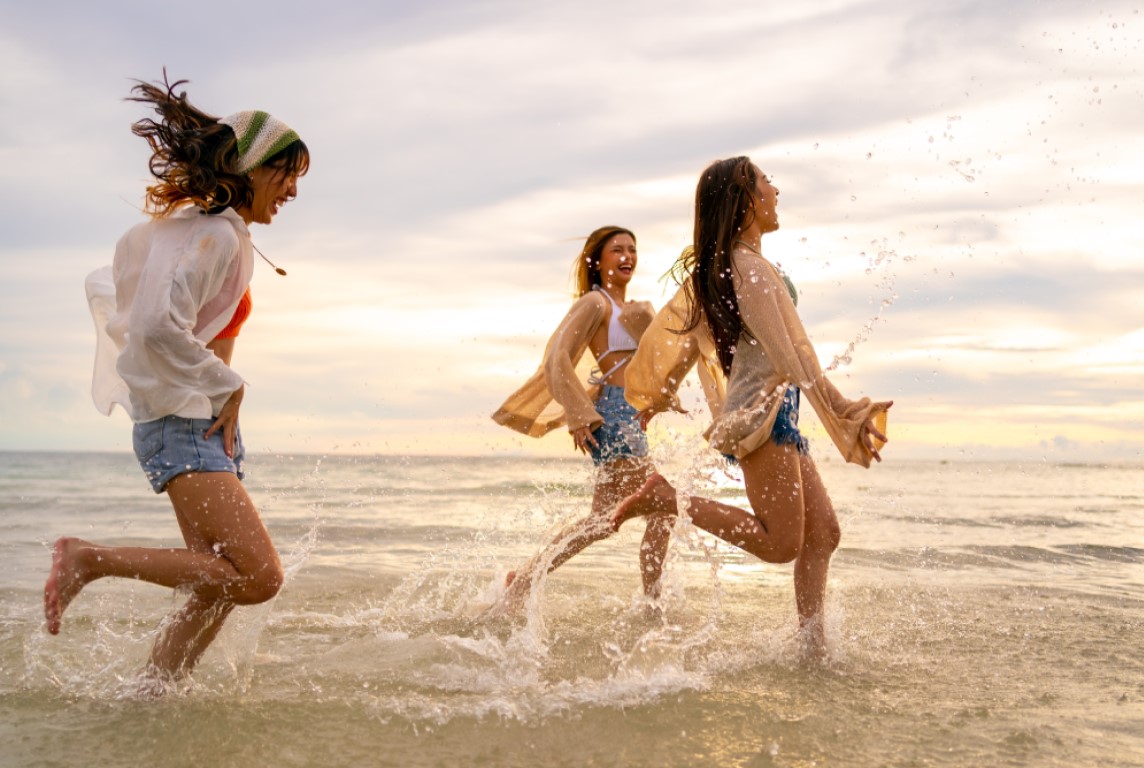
[
  {"left": 589, "top": 385, "right": 649, "bottom": 466},
  {"left": 132, "top": 415, "right": 245, "bottom": 494}
]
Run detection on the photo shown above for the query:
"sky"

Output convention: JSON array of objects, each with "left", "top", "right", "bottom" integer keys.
[{"left": 1, "top": 0, "right": 1142, "bottom": 463}]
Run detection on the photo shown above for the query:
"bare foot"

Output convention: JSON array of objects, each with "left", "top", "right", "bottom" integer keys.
[
  {"left": 796, "top": 616, "right": 828, "bottom": 664},
  {"left": 500, "top": 569, "right": 531, "bottom": 610},
  {"left": 611, "top": 473, "right": 678, "bottom": 531},
  {"left": 134, "top": 666, "right": 175, "bottom": 698},
  {"left": 44, "top": 537, "right": 94, "bottom": 635},
  {"left": 480, "top": 572, "right": 531, "bottom": 621}
]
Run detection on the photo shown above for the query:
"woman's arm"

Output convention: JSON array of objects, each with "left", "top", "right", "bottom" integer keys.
[
  {"left": 735, "top": 253, "right": 890, "bottom": 466},
  {"left": 624, "top": 285, "right": 707, "bottom": 416},
  {"left": 542, "top": 292, "right": 608, "bottom": 433}
]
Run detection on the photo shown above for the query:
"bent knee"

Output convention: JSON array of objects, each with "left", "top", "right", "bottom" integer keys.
[
  {"left": 814, "top": 519, "right": 842, "bottom": 554},
  {"left": 771, "top": 540, "right": 802, "bottom": 564},
  {"left": 748, "top": 529, "right": 802, "bottom": 563},
  {"left": 826, "top": 522, "right": 841, "bottom": 553},
  {"left": 232, "top": 563, "right": 284, "bottom": 605},
  {"left": 804, "top": 519, "right": 841, "bottom": 558}
]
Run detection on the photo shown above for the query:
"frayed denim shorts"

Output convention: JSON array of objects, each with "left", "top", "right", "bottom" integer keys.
[
  {"left": 724, "top": 386, "right": 809, "bottom": 465},
  {"left": 132, "top": 415, "right": 245, "bottom": 494},
  {"left": 772, "top": 386, "right": 810, "bottom": 454},
  {"left": 589, "top": 385, "right": 649, "bottom": 466}
]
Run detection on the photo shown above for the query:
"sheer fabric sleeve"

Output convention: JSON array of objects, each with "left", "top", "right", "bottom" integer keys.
[
  {"left": 734, "top": 253, "right": 889, "bottom": 467},
  {"left": 492, "top": 293, "right": 606, "bottom": 436},
  {"left": 625, "top": 285, "right": 726, "bottom": 419},
  {"left": 541, "top": 292, "right": 607, "bottom": 433}
]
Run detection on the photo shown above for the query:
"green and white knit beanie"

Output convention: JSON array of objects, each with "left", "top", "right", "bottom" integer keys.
[{"left": 220, "top": 110, "right": 301, "bottom": 173}]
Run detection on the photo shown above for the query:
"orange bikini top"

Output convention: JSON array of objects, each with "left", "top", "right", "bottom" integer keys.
[{"left": 213, "top": 287, "right": 252, "bottom": 340}]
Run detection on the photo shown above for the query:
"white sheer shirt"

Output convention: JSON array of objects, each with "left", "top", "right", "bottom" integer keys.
[{"left": 85, "top": 206, "right": 253, "bottom": 422}]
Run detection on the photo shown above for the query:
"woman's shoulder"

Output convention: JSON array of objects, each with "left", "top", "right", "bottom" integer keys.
[
  {"left": 730, "top": 246, "right": 769, "bottom": 269},
  {"left": 174, "top": 209, "right": 247, "bottom": 259},
  {"left": 731, "top": 248, "right": 783, "bottom": 284},
  {"left": 574, "top": 289, "right": 610, "bottom": 307},
  {"left": 622, "top": 299, "right": 656, "bottom": 321},
  {"left": 569, "top": 290, "right": 611, "bottom": 316}
]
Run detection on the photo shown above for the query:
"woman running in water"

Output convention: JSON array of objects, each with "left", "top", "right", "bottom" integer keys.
[
  {"left": 493, "top": 226, "right": 672, "bottom": 607},
  {"left": 616, "top": 157, "right": 891, "bottom": 654},
  {"left": 45, "top": 74, "right": 310, "bottom": 691}
]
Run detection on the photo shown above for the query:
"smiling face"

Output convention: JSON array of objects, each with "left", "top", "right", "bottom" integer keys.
[
  {"left": 597, "top": 233, "right": 638, "bottom": 289},
  {"left": 240, "top": 162, "right": 300, "bottom": 225},
  {"left": 749, "top": 165, "right": 780, "bottom": 234}
]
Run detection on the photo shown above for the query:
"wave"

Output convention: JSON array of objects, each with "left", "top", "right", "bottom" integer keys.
[{"left": 839, "top": 544, "right": 1144, "bottom": 571}]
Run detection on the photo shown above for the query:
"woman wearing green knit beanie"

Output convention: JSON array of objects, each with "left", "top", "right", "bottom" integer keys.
[{"left": 46, "top": 73, "right": 310, "bottom": 695}]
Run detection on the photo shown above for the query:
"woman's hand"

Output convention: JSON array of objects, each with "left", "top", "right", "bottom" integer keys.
[
  {"left": 205, "top": 385, "right": 245, "bottom": 458},
  {"left": 862, "top": 401, "right": 893, "bottom": 463},
  {"left": 571, "top": 425, "right": 598, "bottom": 455}
]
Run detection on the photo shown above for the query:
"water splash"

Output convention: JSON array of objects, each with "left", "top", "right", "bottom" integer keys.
[{"left": 826, "top": 238, "right": 907, "bottom": 371}]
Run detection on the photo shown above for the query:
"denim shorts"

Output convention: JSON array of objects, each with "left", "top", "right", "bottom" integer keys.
[
  {"left": 772, "top": 386, "right": 809, "bottom": 454},
  {"left": 724, "top": 386, "right": 809, "bottom": 464},
  {"left": 132, "top": 415, "right": 245, "bottom": 493},
  {"left": 589, "top": 385, "right": 649, "bottom": 466}
]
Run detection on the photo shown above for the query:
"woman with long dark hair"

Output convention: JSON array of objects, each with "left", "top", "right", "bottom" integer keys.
[
  {"left": 615, "top": 157, "right": 890, "bottom": 654},
  {"left": 493, "top": 226, "right": 672, "bottom": 608},
  {"left": 44, "top": 74, "right": 310, "bottom": 691}
]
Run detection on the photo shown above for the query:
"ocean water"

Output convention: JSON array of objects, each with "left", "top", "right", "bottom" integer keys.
[{"left": 1, "top": 449, "right": 1141, "bottom": 767}]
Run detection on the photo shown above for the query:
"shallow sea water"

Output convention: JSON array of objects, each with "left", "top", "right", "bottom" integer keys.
[{"left": 1, "top": 450, "right": 1142, "bottom": 767}]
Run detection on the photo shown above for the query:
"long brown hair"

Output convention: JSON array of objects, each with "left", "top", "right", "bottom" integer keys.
[
  {"left": 570, "top": 225, "right": 636, "bottom": 298},
  {"left": 669, "top": 157, "right": 759, "bottom": 375},
  {"left": 127, "top": 73, "right": 310, "bottom": 217}
]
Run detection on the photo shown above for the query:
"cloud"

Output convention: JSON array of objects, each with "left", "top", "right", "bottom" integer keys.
[{"left": 1, "top": 0, "right": 1142, "bottom": 460}]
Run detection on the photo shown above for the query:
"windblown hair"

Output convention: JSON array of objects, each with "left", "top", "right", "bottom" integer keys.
[
  {"left": 570, "top": 225, "right": 636, "bottom": 298},
  {"left": 668, "top": 157, "right": 759, "bottom": 375},
  {"left": 127, "top": 73, "right": 309, "bottom": 218}
]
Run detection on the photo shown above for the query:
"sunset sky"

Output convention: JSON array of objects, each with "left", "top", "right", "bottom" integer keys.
[{"left": 2, "top": 0, "right": 1141, "bottom": 463}]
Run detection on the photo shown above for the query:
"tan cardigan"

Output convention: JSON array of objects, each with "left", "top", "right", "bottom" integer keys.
[
  {"left": 493, "top": 290, "right": 656, "bottom": 436},
  {"left": 625, "top": 247, "right": 889, "bottom": 468}
]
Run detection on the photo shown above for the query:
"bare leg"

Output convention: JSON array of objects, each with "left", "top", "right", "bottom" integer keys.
[
  {"left": 792, "top": 454, "right": 840, "bottom": 655},
  {"left": 44, "top": 537, "right": 243, "bottom": 636},
  {"left": 638, "top": 509, "right": 672, "bottom": 599},
  {"left": 504, "top": 458, "right": 672, "bottom": 605},
  {"left": 143, "top": 472, "right": 282, "bottom": 682},
  {"left": 614, "top": 440, "right": 807, "bottom": 565},
  {"left": 614, "top": 442, "right": 846, "bottom": 652},
  {"left": 44, "top": 471, "right": 283, "bottom": 684},
  {"left": 144, "top": 596, "right": 236, "bottom": 687}
]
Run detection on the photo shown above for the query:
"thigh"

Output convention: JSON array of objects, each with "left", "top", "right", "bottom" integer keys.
[
  {"left": 166, "top": 471, "right": 279, "bottom": 572},
  {"left": 739, "top": 439, "right": 806, "bottom": 544},
  {"left": 797, "top": 453, "right": 840, "bottom": 549},
  {"left": 592, "top": 457, "right": 654, "bottom": 513}
]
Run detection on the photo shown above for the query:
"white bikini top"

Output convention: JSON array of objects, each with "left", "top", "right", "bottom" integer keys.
[{"left": 588, "top": 287, "right": 638, "bottom": 385}]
